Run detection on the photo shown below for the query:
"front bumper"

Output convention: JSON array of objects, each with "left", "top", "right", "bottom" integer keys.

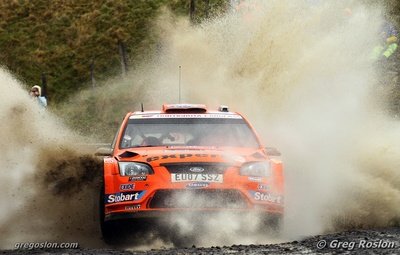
[
  {"left": 104, "top": 162, "right": 284, "bottom": 221},
  {"left": 104, "top": 187, "right": 284, "bottom": 222}
]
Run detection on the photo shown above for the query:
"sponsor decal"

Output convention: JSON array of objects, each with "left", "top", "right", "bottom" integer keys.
[
  {"left": 189, "top": 166, "right": 205, "bottom": 173},
  {"left": 186, "top": 182, "right": 210, "bottom": 189},
  {"left": 165, "top": 104, "right": 205, "bottom": 109},
  {"left": 257, "top": 184, "right": 270, "bottom": 190},
  {"left": 130, "top": 114, "right": 242, "bottom": 119},
  {"left": 120, "top": 183, "right": 135, "bottom": 191},
  {"left": 248, "top": 176, "right": 263, "bottom": 182},
  {"left": 250, "top": 191, "right": 282, "bottom": 204},
  {"left": 106, "top": 191, "right": 145, "bottom": 204},
  {"left": 125, "top": 204, "right": 141, "bottom": 210},
  {"left": 171, "top": 173, "right": 223, "bottom": 183},
  {"left": 147, "top": 153, "right": 220, "bottom": 162},
  {"left": 128, "top": 176, "right": 147, "bottom": 181}
]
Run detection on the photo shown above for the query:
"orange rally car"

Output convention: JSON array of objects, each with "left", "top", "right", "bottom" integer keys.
[{"left": 97, "top": 104, "right": 284, "bottom": 241}]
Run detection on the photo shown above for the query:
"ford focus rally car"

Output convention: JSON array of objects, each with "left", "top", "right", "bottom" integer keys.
[{"left": 97, "top": 104, "right": 284, "bottom": 242}]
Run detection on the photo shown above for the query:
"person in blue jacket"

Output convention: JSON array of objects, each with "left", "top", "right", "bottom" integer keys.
[{"left": 30, "top": 85, "right": 47, "bottom": 108}]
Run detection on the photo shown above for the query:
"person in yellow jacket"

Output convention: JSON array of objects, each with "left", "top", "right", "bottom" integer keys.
[{"left": 371, "top": 20, "right": 398, "bottom": 61}]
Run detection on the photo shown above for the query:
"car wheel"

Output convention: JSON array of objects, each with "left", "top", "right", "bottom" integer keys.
[
  {"left": 262, "top": 214, "right": 283, "bottom": 236},
  {"left": 99, "top": 184, "right": 118, "bottom": 244}
]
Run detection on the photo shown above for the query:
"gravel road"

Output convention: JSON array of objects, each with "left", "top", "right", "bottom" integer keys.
[{"left": 2, "top": 228, "right": 399, "bottom": 255}]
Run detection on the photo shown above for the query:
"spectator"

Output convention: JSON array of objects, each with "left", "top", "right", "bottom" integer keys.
[
  {"left": 30, "top": 85, "right": 47, "bottom": 108},
  {"left": 371, "top": 20, "right": 398, "bottom": 61}
]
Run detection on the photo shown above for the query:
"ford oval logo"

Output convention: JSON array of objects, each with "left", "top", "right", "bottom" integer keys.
[{"left": 189, "top": 166, "right": 205, "bottom": 173}]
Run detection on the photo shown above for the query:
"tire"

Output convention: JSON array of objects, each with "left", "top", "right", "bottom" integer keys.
[
  {"left": 99, "top": 184, "right": 151, "bottom": 246},
  {"left": 99, "top": 184, "right": 119, "bottom": 245},
  {"left": 262, "top": 214, "right": 283, "bottom": 236}
]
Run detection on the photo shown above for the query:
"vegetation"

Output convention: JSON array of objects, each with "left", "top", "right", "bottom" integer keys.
[{"left": 0, "top": 0, "right": 227, "bottom": 102}]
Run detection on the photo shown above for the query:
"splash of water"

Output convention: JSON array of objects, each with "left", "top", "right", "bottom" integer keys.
[{"left": 0, "top": 69, "right": 104, "bottom": 248}]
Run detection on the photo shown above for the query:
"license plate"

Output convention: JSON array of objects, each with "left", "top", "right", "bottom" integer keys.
[{"left": 171, "top": 173, "right": 223, "bottom": 183}]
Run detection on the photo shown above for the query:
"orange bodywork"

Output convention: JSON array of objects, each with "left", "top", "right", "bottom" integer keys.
[{"left": 101, "top": 104, "right": 284, "bottom": 221}]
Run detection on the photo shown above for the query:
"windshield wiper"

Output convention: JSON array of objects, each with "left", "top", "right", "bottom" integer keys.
[{"left": 131, "top": 145, "right": 164, "bottom": 148}]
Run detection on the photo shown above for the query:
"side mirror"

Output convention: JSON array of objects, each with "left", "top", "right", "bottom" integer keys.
[
  {"left": 95, "top": 147, "right": 113, "bottom": 156},
  {"left": 265, "top": 147, "right": 281, "bottom": 156}
]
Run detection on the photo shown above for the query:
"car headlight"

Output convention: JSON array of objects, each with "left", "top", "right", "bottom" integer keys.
[
  {"left": 118, "top": 162, "right": 153, "bottom": 176},
  {"left": 240, "top": 162, "right": 271, "bottom": 177}
]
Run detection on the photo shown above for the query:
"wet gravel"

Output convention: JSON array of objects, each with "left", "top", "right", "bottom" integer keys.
[{"left": 2, "top": 228, "right": 399, "bottom": 255}]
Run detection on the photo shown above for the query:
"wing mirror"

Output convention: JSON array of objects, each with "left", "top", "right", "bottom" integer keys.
[
  {"left": 95, "top": 147, "right": 113, "bottom": 156},
  {"left": 265, "top": 147, "right": 281, "bottom": 156}
]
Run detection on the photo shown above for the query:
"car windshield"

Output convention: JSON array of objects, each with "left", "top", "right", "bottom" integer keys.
[{"left": 119, "top": 116, "right": 260, "bottom": 149}]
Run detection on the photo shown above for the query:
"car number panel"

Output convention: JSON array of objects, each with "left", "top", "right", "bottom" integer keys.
[{"left": 171, "top": 173, "right": 223, "bottom": 183}]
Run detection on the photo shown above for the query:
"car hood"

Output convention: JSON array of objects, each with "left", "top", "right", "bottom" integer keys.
[{"left": 116, "top": 147, "right": 267, "bottom": 167}]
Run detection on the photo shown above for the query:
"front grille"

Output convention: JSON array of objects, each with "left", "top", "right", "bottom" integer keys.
[
  {"left": 161, "top": 162, "right": 229, "bottom": 174},
  {"left": 149, "top": 189, "right": 248, "bottom": 209}
]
